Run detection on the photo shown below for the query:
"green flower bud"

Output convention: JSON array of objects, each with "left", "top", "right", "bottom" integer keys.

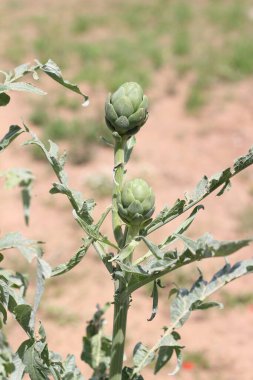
[
  {"left": 105, "top": 82, "right": 148, "bottom": 136},
  {"left": 118, "top": 178, "right": 155, "bottom": 226}
]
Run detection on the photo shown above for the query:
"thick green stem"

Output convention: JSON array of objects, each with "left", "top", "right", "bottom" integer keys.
[
  {"left": 112, "top": 136, "right": 127, "bottom": 246},
  {"left": 109, "top": 297, "right": 130, "bottom": 380},
  {"left": 109, "top": 224, "right": 139, "bottom": 379}
]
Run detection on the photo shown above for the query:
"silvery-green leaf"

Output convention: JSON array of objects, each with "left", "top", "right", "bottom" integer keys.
[
  {"left": 170, "top": 259, "right": 253, "bottom": 329},
  {"left": 39, "top": 59, "right": 88, "bottom": 105},
  {"left": 176, "top": 233, "right": 253, "bottom": 259},
  {"left": 6, "top": 82, "right": 46, "bottom": 95},
  {"left": 51, "top": 241, "right": 91, "bottom": 277},
  {"left": 133, "top": 343, "right": 155, "bottom": 368},
  {"left": 161, "top": 205, "right": 204, "bottom": 247},
  {"left": 124, "top": 136, "right": 136, "bottom": 163}
]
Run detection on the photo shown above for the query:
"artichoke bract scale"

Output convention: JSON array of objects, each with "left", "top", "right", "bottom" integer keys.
[
  {"left": 105, "top": 82, "right": 148, "bottom": 136},
  {"left": 117, "top": 178, "right": 155, "bottom": 226}
]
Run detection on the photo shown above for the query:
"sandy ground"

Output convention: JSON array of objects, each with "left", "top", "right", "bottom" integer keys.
[{"left": 1, "top": 68, "right": 253, "bottom": 379}]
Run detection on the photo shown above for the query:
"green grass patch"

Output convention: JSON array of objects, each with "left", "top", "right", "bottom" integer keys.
[{"left": 220, "top": 290, "right": 253, "bottom": 308}]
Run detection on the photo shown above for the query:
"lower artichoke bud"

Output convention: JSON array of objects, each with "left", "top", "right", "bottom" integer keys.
[
  {"left": 117, "top": 178, "right": 155, "bottom": 226},
  {"left": 105, "top": 82, "right": 148, "bottom": 137}
]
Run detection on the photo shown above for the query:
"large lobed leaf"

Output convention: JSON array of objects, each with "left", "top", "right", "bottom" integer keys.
[
  {"left": 145, "top": 146, "right": 253, "bottom": 234},
  {"left": 14, "top": 325, "right": 84, "bottom": 380},
  {"left": 130, "top": 259, "right": 253, "bottom": 377},
  {"left": 116, "top": 232, "right": 253, "bottom": 298}
]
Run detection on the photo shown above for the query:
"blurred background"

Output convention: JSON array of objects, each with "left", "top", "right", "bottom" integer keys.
[{"left": 1, "top": 0, "right": 253, "bottom": 379}]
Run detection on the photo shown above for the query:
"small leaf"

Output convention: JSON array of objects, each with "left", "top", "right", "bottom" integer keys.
[
  {"left": 147, "top": 280, "right": 158, "bottom": 321},
  {"left": 0, "top": 125, "right": 23, "bottom": 152},
  {"left": 154, "top": 346, "right": 173, "bottom": 374},
  {"left": 133, "top": 342, "right": 155, "bottom": 369},
  {"left": 0, "top": 92, "right": 10, "bottom": 106},
  {"left": 141, "top": 237, "right": 164, "bottom": 259},
  {"left": 39, "top": 59, "right": 88, "bottom": 104},
  {"left": 14, "top": 305, "right": 33, "bottom": 337},
  {"left": 122, "top": 367, "right": 144, "bottom": 380},
  {"left": 124, "top": 136, "right": 136, "bottom": 163},
  {"left": 6, "top": 82, "right": 46, "bottom": 95}
]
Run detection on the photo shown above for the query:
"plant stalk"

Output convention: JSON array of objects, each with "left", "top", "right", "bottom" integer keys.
[
  {"left": 112, "top": 136, "right": 127, "bottom": 247},
  {"left": 109, "top": 296, "right": 130, "bottom": 380}
]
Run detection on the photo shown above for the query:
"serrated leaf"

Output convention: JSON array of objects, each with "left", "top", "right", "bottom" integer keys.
[
  {"left": 25, "top": 136, "right": 68, "bottom": 184},
  {"left": 170, "top": 259, "right": 253, "bottom": 328},
  {"left": 50, "top": 183, "right": 95, "bottom": 224},
  {"left": 39, "top": 59, "right": 88, "bottom": 104},
  {"left": 0, "top": 125, "right": 23, "bottom": 152},
  {"left": 25, "top": 132, "right": 96, "bottom": 225}
]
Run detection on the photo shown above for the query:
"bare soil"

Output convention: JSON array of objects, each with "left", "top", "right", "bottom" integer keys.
[{"left": 1, "top": 68, "right": 253, "bottom": 379}]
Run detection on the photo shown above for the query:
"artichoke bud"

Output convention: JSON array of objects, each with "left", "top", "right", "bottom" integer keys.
[
  {"left": 105, "top": 82, "right": 149, "bottom": 137},
  {"left": 117, "top": 178, "right": 155, "bottom": 226}
]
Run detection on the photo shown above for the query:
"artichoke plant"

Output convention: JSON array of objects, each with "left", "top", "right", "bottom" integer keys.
[
  {"left": 117, "top": 178, "right": 155, "bottom": 226},
  {"left": 105, "top": 82, "right": 148, "bottom": 136}
]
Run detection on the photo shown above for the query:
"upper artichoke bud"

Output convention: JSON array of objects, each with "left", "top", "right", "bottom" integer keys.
[
  {"left": 105, "top": 82, "right": 148, "bottom": 136},
  {"left": 118, "top": 178, "right": 155, "bottom": 226}
]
